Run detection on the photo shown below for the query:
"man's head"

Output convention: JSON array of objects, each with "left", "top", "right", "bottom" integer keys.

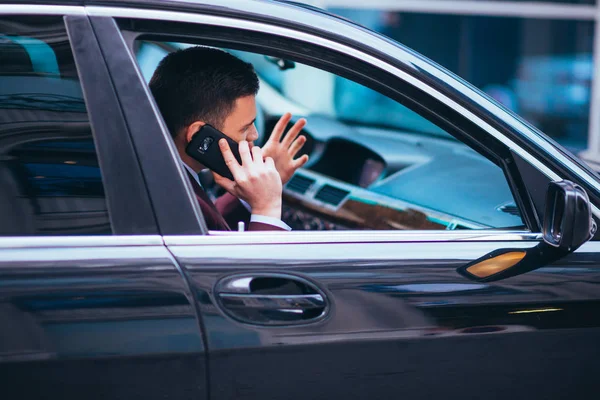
[{"left": 149, "top": 46, "right": 260, "bottom": 169}]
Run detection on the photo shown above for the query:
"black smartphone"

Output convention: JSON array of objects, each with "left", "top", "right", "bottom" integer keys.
[{"left": 185, "top": 124, "right": 241, "bottom": 181}]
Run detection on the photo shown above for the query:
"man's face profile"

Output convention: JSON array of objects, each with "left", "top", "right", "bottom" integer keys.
[{"left": 219, "top": 95, "right": 259, "bottom": 146}]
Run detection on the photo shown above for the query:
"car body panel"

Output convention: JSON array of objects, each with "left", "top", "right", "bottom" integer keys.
[
  {"left": 167, "top": 234, "right": 600, "bottom": 399},
  {"left": 0, "top": 237, "right": 207, "bottom": 400}
]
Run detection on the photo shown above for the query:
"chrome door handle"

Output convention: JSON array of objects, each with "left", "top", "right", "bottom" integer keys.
[
  {"left": 214, "top": 274, "right": 328, "bottom": 325},
  {"left": 218, "top": 293, "right": 325, "bottom": 310}
]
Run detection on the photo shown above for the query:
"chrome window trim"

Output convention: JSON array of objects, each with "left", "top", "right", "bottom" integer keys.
[
  {"left": 85, "top": 6, "right": 600, "bottom": 218},
  {"left": 0, "top": 5, "right": 85, "bottom": 15},
  {"left": 0, "top": 235, "right": 164, "bottom": 249},
  {"left": 164, "top": 231, "right": 542, "bottom": 246}
]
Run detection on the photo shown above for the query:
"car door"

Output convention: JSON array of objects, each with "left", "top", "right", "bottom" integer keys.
[
  {"left": 0, "top": 9, "right": 207, "bottom": 400},
  {"left": 90, "top": 4, "right": 600, "bottom": 399}
]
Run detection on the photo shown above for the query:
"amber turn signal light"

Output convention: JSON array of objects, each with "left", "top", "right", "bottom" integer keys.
[{"left": 465, "top": 251, "right": 526, "bottom": 279}]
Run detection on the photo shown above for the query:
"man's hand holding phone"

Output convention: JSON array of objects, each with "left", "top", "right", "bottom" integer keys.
[{"left": 212, "top": 139, "right": 283, "bottom": 219}]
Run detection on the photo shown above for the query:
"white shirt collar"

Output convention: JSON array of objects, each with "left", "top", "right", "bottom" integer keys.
[{"left": 181, "top": 161, "right": 202, "bottom": 188}]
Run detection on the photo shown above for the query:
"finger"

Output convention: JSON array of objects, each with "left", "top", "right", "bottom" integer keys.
[
  {"left": 238, "top": 140, "right": 253, "bottom": 166},
  {"left": 218, "top": 139, "right": 243, "bottom": 179},
  {"left": 212, "top": 171, "right": 236, "bottom": 192},
  {"left": 264, "top": 156, "right": 276, "bottom": 170},
  {"left": 269, "top": 113, "right": 292, "bottom": 144},
  {"left": 287, "top": 135, "right": 307, "bottom": 157},
  {"left": 292, "top": 154, "right": 309, "bottom": 169},
  {"left": 251, "top": 145, "right": 265, "bottom": 165},
  {"left": 282, "top": 118, "right": 306, "bottom": 147}
]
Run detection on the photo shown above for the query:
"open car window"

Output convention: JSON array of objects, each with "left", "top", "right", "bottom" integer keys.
[{"left": 135, "top": 40, "right": 526, "bottom": 231}]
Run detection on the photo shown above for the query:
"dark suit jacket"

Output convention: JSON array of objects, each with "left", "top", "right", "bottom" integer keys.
[{"left": 186, "top": 171, "right": 285, "bottom": 231}]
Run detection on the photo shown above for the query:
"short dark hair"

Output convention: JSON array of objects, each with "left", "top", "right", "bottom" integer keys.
[{"left": 149, "top": 46, "right": 259, "bottom": 137}]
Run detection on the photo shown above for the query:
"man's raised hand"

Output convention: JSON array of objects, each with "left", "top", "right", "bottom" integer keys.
[{"left": 262, "top": 113, "right": 309, "bottom": 184}]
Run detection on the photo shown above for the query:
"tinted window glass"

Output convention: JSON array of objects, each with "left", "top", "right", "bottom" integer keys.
[{"left": 0, "top": 16, "right": 110, "bottom": 235}]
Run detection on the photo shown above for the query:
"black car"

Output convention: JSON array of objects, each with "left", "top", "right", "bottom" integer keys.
[{"left": 1, "top": 1, "right": 599, "bottom": 399}]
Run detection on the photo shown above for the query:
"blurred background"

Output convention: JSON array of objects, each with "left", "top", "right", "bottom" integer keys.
[{"left": 297, "top": 0, "right": 600, "bottom": 166}]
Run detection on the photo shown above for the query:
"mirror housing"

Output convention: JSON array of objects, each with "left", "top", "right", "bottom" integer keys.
[
  {"left": 458, "top": 180, "right": 596, "bottom": 282},
  {"left": 264, "top": 56, "right": 295, "bottom": 70},
  {"left": 543, "top": 180, "right": 596, "bottom": 251}
]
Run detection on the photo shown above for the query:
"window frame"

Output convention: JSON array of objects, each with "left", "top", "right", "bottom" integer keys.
[
  {"left": 0, "top": 11, "right": 160, "bottom": 237},
  {"left": 88, "top": 15, "right": 208, "bottom": 236},
  {"left": 64, "top": 14, "right": 159, "bottom": 235},
  {"left": 112, "top": 15, "right": 544, "bottom": 234}
]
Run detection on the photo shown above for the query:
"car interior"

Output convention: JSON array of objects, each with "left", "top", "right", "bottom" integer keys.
[{"left": 134, "top": 39, "right": 526, "bottom": 232}]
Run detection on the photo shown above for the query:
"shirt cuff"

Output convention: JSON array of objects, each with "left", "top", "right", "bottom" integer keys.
[{"left": 250, "top": 214, "right": 292, "bottom": 231}]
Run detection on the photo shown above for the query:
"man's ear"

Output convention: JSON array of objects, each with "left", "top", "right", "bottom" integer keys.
[{"left": 184, "top": 121, "right": 206, "bottom": 144}]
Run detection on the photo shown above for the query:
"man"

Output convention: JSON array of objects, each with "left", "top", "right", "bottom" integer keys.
[{"left": 149, "top": 46, "right": 308, "bottom": 231}]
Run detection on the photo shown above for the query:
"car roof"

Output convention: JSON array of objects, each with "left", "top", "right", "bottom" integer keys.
[{"left": 10, "top": 0, "right": 388, "bottom": 47}]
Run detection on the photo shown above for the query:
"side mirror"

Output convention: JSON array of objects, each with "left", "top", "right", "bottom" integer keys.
[
  {"left": 543, "top": 180, "right": 596, "bottom": 251},
  {"left": 458, "top": 180, "right": 596, "bottom": 282}
]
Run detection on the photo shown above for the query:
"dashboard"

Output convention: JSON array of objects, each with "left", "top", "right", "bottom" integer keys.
[
  {"left": 309, "top": 139, "right": 386, "bottom": 188},
  {"left": 263, "top": 115, "right": 525, "bottom": 231}
]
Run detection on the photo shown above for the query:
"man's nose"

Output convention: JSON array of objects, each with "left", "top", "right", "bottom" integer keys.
[{"left": 247, "top": 124, "right": 259, "bottom": 143}]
